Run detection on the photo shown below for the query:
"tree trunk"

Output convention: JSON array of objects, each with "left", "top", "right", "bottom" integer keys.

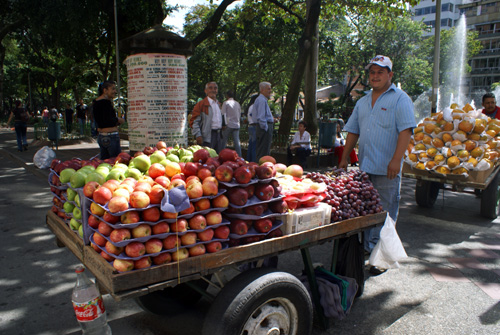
[
  {"left": 278, "top": 0, "right": 321, "bottom": 137},
  {"left": 303, "top": 0, "right": 320, "bottom": 136},
  {"left": 0, "top": 44, "right": 5, "bottom": 114}
]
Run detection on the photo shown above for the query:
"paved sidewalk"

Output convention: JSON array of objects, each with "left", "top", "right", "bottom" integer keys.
[{"left": 1, "top": 126, "right": 500, "bottom": 334}]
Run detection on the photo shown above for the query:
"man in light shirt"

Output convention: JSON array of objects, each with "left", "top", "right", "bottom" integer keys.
[
  {"left": 254, "top": 82, "right": 274, "bottom": 161},
  {"left": 339, "top": 55, "right": 416, "bottom": 275},
  {"left": 189, "top": 81, "right": 225, "bottom": 153},
  {"left": 221, "top": 90, "right": 242, "bottom": 156}
]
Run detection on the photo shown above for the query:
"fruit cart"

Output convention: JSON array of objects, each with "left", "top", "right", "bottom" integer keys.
[
  {"left": 402, "top": 163, "right": 500, "bottom": 219},
  {"left": 46, "top": 210, "right": 385, "bottom": 334}
]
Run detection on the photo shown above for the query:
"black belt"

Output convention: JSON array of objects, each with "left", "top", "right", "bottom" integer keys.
[{"left": 99, "top": 132, "right": 119, "bottom": 136}]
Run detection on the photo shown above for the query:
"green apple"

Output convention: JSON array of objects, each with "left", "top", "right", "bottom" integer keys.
[
  {"left": 106, "top": 169, "right": 126, "bottom": 182},
  {"left": 207, "top": 148, "right": 218, "bottom": 158},
  {"left": 59, "top": 168, "right": 76, "bottom": 183},
  {"left": 150, "top": 150, "right": 166, "bottom": 164},
  {"left": 180, "top": 155, "right": 193, "bottom": 163},
  {"left": 63, "top": 201, "right": 75, "bottom": 213},
  {"left": 166, "top": 154, "right": 180, "bottom": 163},
  {"left": 75, "top": 194, "right": 81, "bottom": 207},
  {"left": 125, "top": 167, "right": 143, "bottom": 180},
  {"left": 78, "top": 224, "right": 84, "bottom": 237},
  {"left": 113, "top": 163, "right": 129, "bottom": 171},
  {"left": 73, "top": 206, "right": 82, "bottom": 220},
  {"left": 85, "top": 172, "right": 105, "bottom": 185},
  {"left": 98, "top": 163, "right": 112, "bottom": 170},
  {"left": 70, "top": 171, "right": 87, "bottom": 188},
  {"left": 66, "top": 188, "right": 77, "bottom": 201},
  {"left": 95, "top": 167, "right": 110, "bottom": 179},
  {"left": 80, "top": 165, "right": 95, "bottom": 173},
  {"left": 70, "top": 218, "right": 81, "bottom": 230},
  {"left": 158, "top": 159, "right": 169, "bottom": 167},
  {"left": 132, "top": 155, "right": 151, "bottom": 172}
]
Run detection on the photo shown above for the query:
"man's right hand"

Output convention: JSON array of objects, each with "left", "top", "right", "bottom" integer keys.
[
  {"left": 338, "top": 158, "right": 348, "bottom": 170},
  {"left": 196, "top": 136, "right": 203, "bottom": 145}
]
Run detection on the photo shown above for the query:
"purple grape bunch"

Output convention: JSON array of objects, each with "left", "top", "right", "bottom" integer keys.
[{"left": 305, "top": 170, "right": 383, "bottom": 222}]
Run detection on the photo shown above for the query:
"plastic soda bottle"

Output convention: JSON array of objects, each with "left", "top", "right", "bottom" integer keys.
[{"left": 72, "top": 265, "right": 112, "bottom": 335}]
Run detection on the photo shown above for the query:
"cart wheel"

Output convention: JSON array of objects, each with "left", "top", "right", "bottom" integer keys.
[
  {"left": 135, "top": 278, "right": 209, "bottom": 315},
  {"left": 415, "top": 180, "right": 441, "bottom": 208},
  {"left": 480, "top": 172, "right": 500, "bottom": 219},
  {"left": 202, "top": 268, "right": 313, "bottom": 335}
]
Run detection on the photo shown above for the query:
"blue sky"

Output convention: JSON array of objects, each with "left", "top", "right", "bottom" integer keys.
[{"left": 164, "top": 0, "right": 239, "bottom": 35}]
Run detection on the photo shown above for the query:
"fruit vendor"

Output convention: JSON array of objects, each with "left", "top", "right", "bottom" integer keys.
[
  {"left": 92, "top": 81, "right": 125, "bottom": 159},
  {"left": 190, "top": 81, "right": 225, "bottom": 153},
  {"left": 481, "top": 93, "right": 500, "bottom": 119},
  {"left": 339, "top": 55, "right": 416, "bottom": 275},
  {"left": 287, "top": 120, "right": 312, "bottom": 168}
]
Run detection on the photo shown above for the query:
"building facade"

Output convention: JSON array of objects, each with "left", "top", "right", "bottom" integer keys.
[{"left": 411, "top": 0, "right": 463, "bottom": 36}]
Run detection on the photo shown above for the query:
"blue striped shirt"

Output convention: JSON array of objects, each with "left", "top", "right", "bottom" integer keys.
[
  {"left": 254, "top": 94, "right": 274, "bottom": 131},
  {"left": 344, "top": 84, "right": 416, "bottom": 175}
]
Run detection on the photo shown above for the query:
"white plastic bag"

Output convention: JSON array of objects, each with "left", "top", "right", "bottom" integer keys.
[
  {"left": 369, "top": 214, "right": 407, "bottom": 269},
  {"left": 33, "top": 146, "right": 56, "bottom": 169}
]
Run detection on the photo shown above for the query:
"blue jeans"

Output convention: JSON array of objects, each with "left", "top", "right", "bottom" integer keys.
[
  {"left": 247, "top": 124, "right": 257, "bottom": 163},
  {"left": 14, "top": 122, "right": 27, "bottom": 151},
  {"left": 78, "top": 118, "right": 85, "bottom": 135},
  {"left": 223, "top": 127, "right": 242, "bottom": 157},
  {"left": 364, "top": 174, "right": 401, "bottom": 252},
  {"left": 97, "top": 133, "right": 121, "bottom": 159}
]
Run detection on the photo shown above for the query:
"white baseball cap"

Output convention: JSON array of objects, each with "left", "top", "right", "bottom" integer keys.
[{"left": 365, "top": 55, "right": 392, "bottom": 71}]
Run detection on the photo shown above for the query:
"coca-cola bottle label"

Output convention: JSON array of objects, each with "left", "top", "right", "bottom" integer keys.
[{"left": 72, "top": 296, "right": 105, "bottom": 322}]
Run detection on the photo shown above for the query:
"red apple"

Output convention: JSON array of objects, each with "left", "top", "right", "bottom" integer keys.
[
  {"left": 284, "top": 164, "right": 303, "bottom": 178},
  {"left": 244, "top": 203, "right": 267, "bottom": 216},
  {"left": 145, "top": 238, "right": 163, "bottom": 254},
  {"left": 131, "top": 224, "right": 152, "bottom": 238},
  {"left": 105, "top": 240, "right": 123, "bottom": 255},
  {"left": 149, "top": 185, "right": 165, "bottom": 204},
  {"left": 122, "top": 177, "right": 138, "bottom": 188},
  {"left": 182, "top": 162, "right": 199, "bottom": 177},
  {"left": 115, "top": 152, "right": 132, "bottom": 165},
  {"left": 260, "top": 162, "right": 277, "bottom": 177},
  {"left": 193, "top": 149, "right": 210, "bottom": 164},
  {"left": 113, "top": 258, "right": 134, "bottom": 271},
  {"left": 142, "top": 207, "right": 160, "bottom": 222},
  {"left": 88, "top": 215, "right": 101, "bottom": 230},
  {"left": 267, "top": 227, "right": 283, "bottom": 239},
  {"left": 109, "top": 228, "right": 131, "bottom": 242},
  {"left": 234, "top": 166, "right": 252, "bottom": 184},
  {"left": 91, "top": 242, "right": 101, "bottom": 253},
  {"left": 100, "top": 250, "right": 115, "bottom": 262},
  {"left": 186, "top": 181, "right": 203, "bottom": 199},
  {"left": 197, "top": 166, "right": 212, "bottom": 181},
  {"left": 227, "top": 187, "right": 249, "bottom": 206},
  {"left": 102, "top": 211, "right": 120, "bottom": 224},
  {"left": 186, "top": 175, "right": 201, "bottom": 185},
  {"left": 108, "top": 196, "right": 129, "bottom": 213},
  {"left": 254, "top": 218, "right": 273, "bottom": 233},
  {"left": 194, "top": 198, "right": 211, "bottom": 211},
  {"left": 170, "top": 173, "right": 186, "bottom": 182},
  {"left": 188, "top": 244, "right": 206, "bottom": 256},
  {"left": 168, "top": 179, "right": 186, "bottom": 190},
  {"left": 102, "top": 179, "right": 121, "bottom": 193},
  {"left": 255, "top": 183, "right": 274, "bottom": 201},
  {"left": 121, "top": 211, "right": 141, "bottom": 224},
  {"left": 154, "top": 176, "right": 170, "bottom": 189},
  {"left": 163, "top": 235, "right": 180, "bottom": 250},
  {"left": 274, "top": 163, "right": 287, "bottom": 173},
  {"left": 130, "top": 191, "right": 150, "bottom": 209},
  {"left": 172, "top": 248, "right": 190, "bottom": 261},
  {"left": 152, "top": 252, "right": 171, "bottom": 265},
  {"left": 92, "top": 232, "right": 107, "bottom": 246},
  {"left": 268, "top": 200, "right": 288, "bottom": 213},
  {"left": 206, "top": 211, "right": 222, "bottom": 225},
  {"left": 189, "top": 215, "right": 207, "bottom": 230},
  {"left": 161, "top": 211, "right": 177, "bottom": 220},
  {"left": 214, "top": 225, "right": 230, "bottom": 239},
  {"left": 211, "top": 194, "right": 229, "bottom": 208},
  {"left": 202, "top": 176, "right": 219, "bottom": 196},
  {"left": 180, "top": 232, "right": 198, "bottom": 246},
  {"left": 218, "top": 148, "right": 238, "bottom": 162},
  {"left": 156, "top": 141, "right": 167, "bottom": 150},
  {"left": 98, "top": 221, "right": 113, "bottom": 236},
  {"left": 93, "top": 187, "right": 112, "bottom": 205},
  {"left": 230, "top": 219, "right": 249, "bottom": 235},
  {"left": 197, "top": 228, "right": 214, "bottom": 242},
  {"left": 83, "top": 181, "right": 100, "bottom": 198},
  {"left": 206, "top": 157, "right": 221, "bottom": 169},
  {"left": 255, "top": 165, "right": 273, "bottom": 179},
  {"left": 89, "top": 202, "right": 104, "bottom": 217},
  {"left": 152, "top": 221, "right": 170, "bottom": 235},
  {"left": 206, "top": 241, "right": 222, "bottom": 253},
  {"left": 170, "top": 218, "right": 188, "bottom": 232},
  {"left": 125, "top": 241, "right": 146, "bottom": 257},
  {"left": 134, "top": 181, "right": 152, "bottom": 194},
  {"left": 215, "top": 165, "right": 233, "bottom": 182},
  {"left": 180, "top": 202, "right": 195, "bottom": 215},
  {"left": 148, "top": 163, "right": 166, "bottom": 179},
  {"left": 134, "top": 256, "right": 152, "bottom": 269}
]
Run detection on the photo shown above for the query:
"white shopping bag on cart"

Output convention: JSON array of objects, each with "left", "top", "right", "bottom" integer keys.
[{"left": 369, "top": 214, "right": 407, "bottom": 269}]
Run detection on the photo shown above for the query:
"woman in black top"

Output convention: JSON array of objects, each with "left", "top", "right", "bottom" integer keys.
[
  {"left": 7, "top": 100, "right": 28, "bottom": 152},
  {"left": 93, "top": 81, "right": 125, "bottom": 159}
]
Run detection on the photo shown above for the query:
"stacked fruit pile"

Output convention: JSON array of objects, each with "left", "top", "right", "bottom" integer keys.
[
  {"left": 306, "top": 169, "right": 383, "bottom": 222},
  {"left": 405, "top": 103, "right": 500, "bottom": 176},
  {"left": 276, "top": 175, "right": 327, "bottom": 210}
]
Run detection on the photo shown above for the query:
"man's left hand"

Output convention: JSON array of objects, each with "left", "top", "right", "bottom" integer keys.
[{"left": 387, "top": 159, "right": 401, "bottom": 180}]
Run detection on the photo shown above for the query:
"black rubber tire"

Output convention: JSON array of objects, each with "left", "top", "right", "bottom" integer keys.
[
  {"left": 480, "top": 172, "right": 500, "bottom": 219},
  {"left": 135, "top": 278, "right": 209, "bottom": 315},
  {"left": 415, "top": 180, "right": 441, "bottom": 208},
  {"left": 202, "top": 268, "right": 313, "bottom": 335}
]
